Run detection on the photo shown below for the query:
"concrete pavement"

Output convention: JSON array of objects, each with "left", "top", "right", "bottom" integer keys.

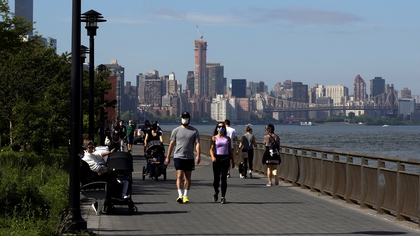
[{"left": 81, "top": 143, "right": 420, "bottom": 236}]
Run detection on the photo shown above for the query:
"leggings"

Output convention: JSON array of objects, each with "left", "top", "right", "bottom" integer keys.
[
  {"left": 242, "top": 149, "right": 254, "bottom": 171},
  {"left": 212, "top": 155, "right": 230, "bottom": 197}
]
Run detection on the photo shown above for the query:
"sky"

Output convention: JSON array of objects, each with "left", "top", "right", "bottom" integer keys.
[{"left": 9, "top": 0, "right": 420, "bottom": 96}]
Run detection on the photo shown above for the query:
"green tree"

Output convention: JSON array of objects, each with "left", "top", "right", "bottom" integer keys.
[
  {"left": 0, "top": 0, "right": 34, "bottom": 54},
  {"left": 0, "top": 0, "right": 73, "bottom": 151}
]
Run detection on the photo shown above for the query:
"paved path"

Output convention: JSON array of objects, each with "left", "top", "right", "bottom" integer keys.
[{"left": 82, "top": 144, "right": 420, "bottom": 236}]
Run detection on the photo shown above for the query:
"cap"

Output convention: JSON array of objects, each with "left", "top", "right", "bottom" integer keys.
[
  {"left": 181, "top": 111, "right": 190, "bottom": 118},
  {"left": 145, "top": 119, "right": 150, "bottom": 123}
]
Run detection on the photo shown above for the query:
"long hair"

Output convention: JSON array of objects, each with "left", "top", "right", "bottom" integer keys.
[{"left": 266, "top": 123, "right": 275, "bottom": 134}]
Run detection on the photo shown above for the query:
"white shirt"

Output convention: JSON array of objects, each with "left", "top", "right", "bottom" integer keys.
[
  {"left": 82, "top": 152, "right": 106, "bottom": 173},
  {"left": 226, "top": 126, "right": 237, "bottom": 148}
]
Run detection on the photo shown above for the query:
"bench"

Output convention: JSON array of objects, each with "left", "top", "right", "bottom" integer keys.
[
  {"left": 80, "top": 181, "right": 108, "bottom": 215},
  {"left": 80, "top": 160, "right": 108, "bottom": 215}
]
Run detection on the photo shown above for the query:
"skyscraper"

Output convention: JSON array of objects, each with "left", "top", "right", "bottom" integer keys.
[
  {"left": 15, "top": 0, "right": 33, "bottom": 36},
  {"left": 353, "top": 74, "right": 367, "bottom": 101},
  {"left": 370, "top": 77, "right": 385, "bottom": 99},
  {"left": 207, "top": 63, "right": 225, "bottom": 98},
  {"left": 194, "top": 39, "right": 207, "bottom": 97},
  {"left": 231, "top": 79, "right": 247, "bottom": 98}
]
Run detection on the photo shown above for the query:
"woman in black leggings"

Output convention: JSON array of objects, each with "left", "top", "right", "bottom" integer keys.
[
  {"left": 210, "top": 122, "right": 234, "bottom": 204},
  {"left": 237, "top": 125, "right": 256, "bottom": 178}
]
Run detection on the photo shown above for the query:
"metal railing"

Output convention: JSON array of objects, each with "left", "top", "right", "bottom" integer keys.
[{"left": 163, "top": 131, "right": 420, "bottom": 225}]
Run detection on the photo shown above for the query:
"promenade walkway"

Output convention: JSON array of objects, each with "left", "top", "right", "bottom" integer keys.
[{"left": 82, "top": 144, "right": 420, "bottom": 235}]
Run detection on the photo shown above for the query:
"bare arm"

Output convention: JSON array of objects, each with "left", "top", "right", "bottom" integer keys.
[
  {"left": 195, "top": 140, "right": 201, "bottom": 165},
  {"left": 237, "top": 136, "right": 244, "bottom": 152},
  {"left": 228, "top": 137, "right": 234, "bottom": 167},
  {"left": 165, "top": 140, "right": 175, "bottom": 165},
  {"left": 210, "top": 136, "right": 216, "bottom": 162}
]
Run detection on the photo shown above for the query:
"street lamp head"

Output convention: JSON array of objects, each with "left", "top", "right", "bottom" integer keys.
[
  {"left": 80, "top": 45, "right": 89, "bottom": 60},
  {"left": 81, "top": 9, "right": 106, "bottom": 36}
]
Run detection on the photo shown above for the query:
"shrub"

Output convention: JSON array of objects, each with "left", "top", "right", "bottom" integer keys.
[{"left": 0, "top": 149, "right": 69, "bottom": 236}]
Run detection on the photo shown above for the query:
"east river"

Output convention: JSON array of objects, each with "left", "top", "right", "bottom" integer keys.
[{"left": 160, "top": 123, "right": 420, "bottom": 160}]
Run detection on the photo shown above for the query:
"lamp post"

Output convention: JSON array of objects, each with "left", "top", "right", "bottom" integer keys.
[
  {"left": 81, "top": 10, "right": 106, "bottom": 141},
  {"left": 97, "top": 64, "right": 107, "bottom": 145},
  {"left": 80, "top": 45, "right": 89, "bottom": 140},
  {"left": 65, "top": 0, "right": 86, "bottom": 233}
]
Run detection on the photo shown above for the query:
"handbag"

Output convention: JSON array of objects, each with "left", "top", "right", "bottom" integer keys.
[{"left": 241, "top": 151, "right": 248, "bottom": 159}]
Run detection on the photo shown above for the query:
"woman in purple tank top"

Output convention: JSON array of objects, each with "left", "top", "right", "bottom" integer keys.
[{"left": 210, "top": 122, "right": 234, "bottom": 204}]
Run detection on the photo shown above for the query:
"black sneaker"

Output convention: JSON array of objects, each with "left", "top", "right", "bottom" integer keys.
[
  {"left": 213, "top": 193, "right": 218, "bottom": 202},
  {"left": 221, "top": 197, "right": 226, "bottom": 204}
]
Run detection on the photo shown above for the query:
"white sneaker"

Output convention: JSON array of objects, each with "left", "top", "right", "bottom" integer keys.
[
  {"left": 91, "top": 203, "right": 98, "bottom": 214},
  {"left": 266, "top": 183, "right": 272, "bottom": 187},
  {"left": 249, "top": 170, "right": 252, "bottom": 178},
  {"left": 239, "top": 174, "right": 243, "bottom": 179}
]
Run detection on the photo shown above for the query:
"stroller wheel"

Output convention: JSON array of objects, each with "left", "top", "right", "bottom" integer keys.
[
  {"left": 129, "top": 205, "right": 138, "bottom": 215},
  {"left": 142, "top": 166, "right": 146, "bottom": 180}
]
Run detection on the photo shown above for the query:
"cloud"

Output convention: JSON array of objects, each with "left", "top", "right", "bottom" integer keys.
[
  {"left": 250, "top": 6, "right": 363, "bottom": 26},
  {"left": 144, "top": 6, "right": 363, "bottom": 27},
  {"left": 154, "top": 8, "right": 244, "bottom": 26}
]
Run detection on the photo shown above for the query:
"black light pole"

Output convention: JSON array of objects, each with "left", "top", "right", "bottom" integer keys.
[
  {"left": 64, "top": 0, "right": 86, "bottom": 233},
  {"left": 80, "top": 45, "right": 89, "bottom": 140},
  {"left": 81, "top": 10, "right": 106, "bottom": 141},
  {"left": 97, "top": 64, "right": 107, "bottom": 145}
]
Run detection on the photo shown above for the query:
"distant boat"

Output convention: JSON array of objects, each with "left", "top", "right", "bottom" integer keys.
[
  {"left": 382, "top": 124, "right": 389, "bottom": 127},
  {"left": 300, "top": 121, "right": 313, "bottom": 126}
]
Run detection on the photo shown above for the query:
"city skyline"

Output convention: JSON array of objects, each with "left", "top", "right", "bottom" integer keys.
[{"left": 8, "top": 0, "right": 420, "bottom": 95}]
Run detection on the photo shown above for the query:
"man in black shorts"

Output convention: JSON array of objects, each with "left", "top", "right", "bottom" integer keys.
[{"left": 165, "top": 112, "right": 201, "bottom": 203}]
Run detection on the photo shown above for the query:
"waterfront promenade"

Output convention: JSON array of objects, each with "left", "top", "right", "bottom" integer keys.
[{"left": 81, "top": 144, "right": 420, "bottom": 235}]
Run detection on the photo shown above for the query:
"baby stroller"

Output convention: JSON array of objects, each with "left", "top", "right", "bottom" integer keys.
[
  {"left": 142, "top": 140, "right": 167, "bottom": 181},
  {"left": 105, "top": 151, "right": 137, "bottom": 214}
]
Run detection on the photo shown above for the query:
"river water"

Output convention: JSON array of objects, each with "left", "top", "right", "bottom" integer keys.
[{"left": 160, "top": 123, "right": 420, "bottom": 160}]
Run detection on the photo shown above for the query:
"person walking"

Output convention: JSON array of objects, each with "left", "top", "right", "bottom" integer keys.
[
  {"left": 144, "top": 122, "right": 164, "bottom": 147},
  {"left": 142, "top": 119, "right": 152, "bottom": 153},
  {"left": 118, "top": 120, "right": 127, "bottom": 152},
  {"left": 224, "top": 119, "right": 237, "bottom": 178},
  {"left": 210, "top": 122, "right": 234, "bottom": 204},
  {"left": 262, "top": 123, "right": 281, "bottom": 186},
  {"left": 110, "top": 123, "right": 121, "bottom": 152},
  {"left": 125, "top": 120, "right": 135, "bottom": 153},
  {"left": 236, "top": 125, "right": 256, "bottom": 178},
  {"left": 165, "top": 112, "right": 201, "bottom": 204}
]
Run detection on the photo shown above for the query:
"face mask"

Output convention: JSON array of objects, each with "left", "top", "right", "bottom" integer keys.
[
  {"left": 218, "top": 127, "right": 225, "bottom": 134},
  {"left": 181, "top": 118, "right": 190, "bottom": 125}
]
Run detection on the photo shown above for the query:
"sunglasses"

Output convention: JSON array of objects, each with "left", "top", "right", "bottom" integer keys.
[{"left": 87, "top": 146, "right": 95, "bottom": 150}]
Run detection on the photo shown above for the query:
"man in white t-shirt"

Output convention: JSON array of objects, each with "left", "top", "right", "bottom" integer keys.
[{"left": 224, "top": 119, "right": 237, "bottom": 178}]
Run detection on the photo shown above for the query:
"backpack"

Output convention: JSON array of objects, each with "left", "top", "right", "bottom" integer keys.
[
  {"left": 269, "top": 136, "right": 279, "bottom": 157},
  {"left": 269, "top": 141, "right": 279, "bottom": 156}
]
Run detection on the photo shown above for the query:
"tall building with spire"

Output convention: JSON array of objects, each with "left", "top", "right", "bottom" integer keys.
[{"left": 194, "top": 39, "right": 207, "bottom": 97}]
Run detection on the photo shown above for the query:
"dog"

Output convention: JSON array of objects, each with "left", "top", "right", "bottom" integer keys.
[{"left": 238, "top": 161, "right": 247, "bottom": 179}]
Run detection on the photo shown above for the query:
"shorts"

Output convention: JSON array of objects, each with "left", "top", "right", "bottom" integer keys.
[
  {"left": 126, "top": 135, "right": 134, "bottom": 144},
  {"left": 174, "top": 158, "right": 195, "bottom": 172}
]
